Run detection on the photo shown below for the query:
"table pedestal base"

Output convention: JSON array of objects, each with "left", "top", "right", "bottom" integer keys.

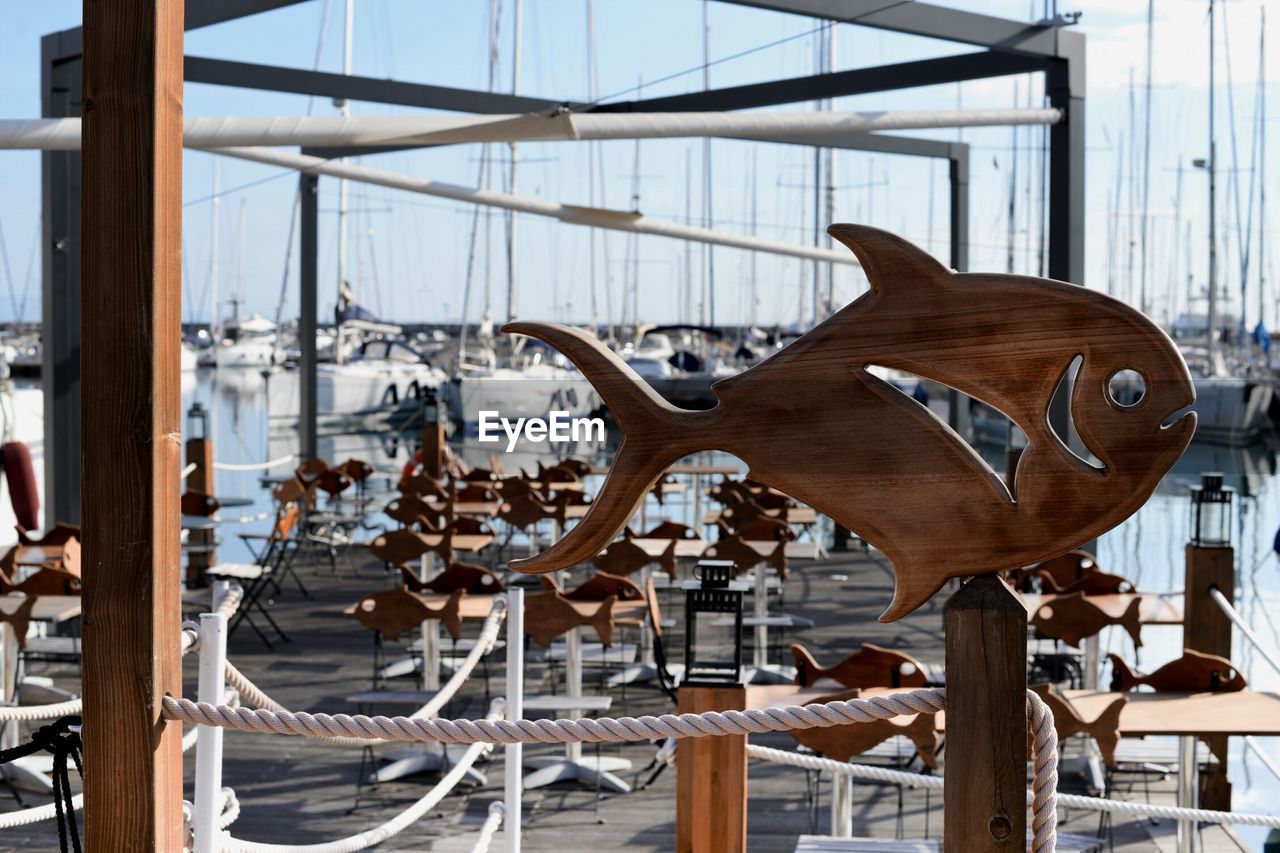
[
  {"left": 1, "top": 755, "right": 55, "bottom": 793},
  {"left": 741, "top": 663, "right": 797, "bottom": 685},
  {"left": 523, "top": 754, "right": 632, "bottom": 793},
  {"left": 372, "top": 746, "right": 487, "bottom": 786}
]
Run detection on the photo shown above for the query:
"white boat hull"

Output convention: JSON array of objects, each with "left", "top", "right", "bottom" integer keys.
[
  {"left": 449, "top": 369, "right": 600, "bottom": 437},
  {"left": 268, "top": 362, "right": 447, "bottom": 430}
]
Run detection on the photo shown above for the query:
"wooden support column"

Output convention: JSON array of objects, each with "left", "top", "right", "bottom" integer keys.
[
  {"left": 81, "top": 1, "right": 184, "bottom": 849},
  {"left": 944, "top": 574, "right": 1027, "bottom": 852},
  {"left": 185, "top": 436, "right": 215, "bottom": 587},
  {"left": 676, "top": 685, "right": 747, "bottom": 853},
  {"left": 1184, "top": 543, "right": 1234, "bottom": 810},
  {"left": 422, "top": 396, "right": 445, "bottom": 480}
]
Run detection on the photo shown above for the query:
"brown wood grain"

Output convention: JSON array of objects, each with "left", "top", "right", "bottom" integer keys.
[
  {"left": 1028, "top": 591, "right": 1143, "bottom": 648},
  {"left": 790, "top": 642, "right": 928, "bottom": 689},
  {"left": 676, "top": 685, "right": 747, "bottom": 853},
  {"left": 1107, "top": 649, "right": 1246, "bottom": 693},
  {"left": 1030, "top": 683, "right": 1125, "bottom": 767},
  {"left": 504, "top": 225, "right": 1195, "bottom": 622},
  {"left": 80, "top": 0, "right": 184, "bottom": 847},
  {"left": 788, "top": 688, "right": 940, "bottom": 768},
  {"left": 943, "top": 575, "right": 1026, "bottom": 852},
  {"left": 1183, "top": 544, "right": 1236, "bottom": 809}
]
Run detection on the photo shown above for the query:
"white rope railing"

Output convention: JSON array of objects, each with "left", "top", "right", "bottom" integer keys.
[
  {"left": 1208, "top": 586, "right": 1280, "bottom": 679},
  {"left": 468, "top": 801, "right": 505, "bottom": 853},
  {"left": 0, "top": 793, "right": 83, "bottom": 829},
  {"left": 182, "top": 462, "right": 199, "bottom": 480},
  {"left": 162, "top": 688, "right": 949, "bottom": 746},
  {"left": 1245, "top": 735, "right": 1280, "bottom": 784},
  {"left": 221, "top": 699, "right": 505, "bottom": 853},
  {"left": 220, "top": 596, "right": 507, "bottom": 748},
  {"left": 747, "top": 743, "right": 1280, "bottom": 829},
  {"left": 213, "top": 454, "right": 297, "bottom": 472},
  {"left": 0, "top": 697, "right": 83, "bottom": 722}
]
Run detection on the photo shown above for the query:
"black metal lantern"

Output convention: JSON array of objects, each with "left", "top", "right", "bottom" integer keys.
[
  {"left": 421, "top": 385, "right": 447, "bottom": 427},
  {"left": 1189, "top": 472, "right": 1235, "bottom": 548},
  {"left": 683, "top": 560, "right": 746, "bottom": 686},
  {"left": 186, "top": 401, "right": 208, "bottom": 442}
]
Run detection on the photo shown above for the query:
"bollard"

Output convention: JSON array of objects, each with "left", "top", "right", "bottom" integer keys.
[
  {"left": 943, "top": 574, "right": 1026, "bottom": 851},
  {"left": 675, "top": 684, "right": 747, "bottom": 853},
  {"left": 1184, "top": 542, "right": 1234, "bottom": 811},
  {"left": 505, "top": 587, "right": 524, "bottom": 853},
  {"left": 185, "top": 430, "right": 216, "bottom": 587},
  {"left": 193, "top": 613, "right": 228, "bottom": 853}
]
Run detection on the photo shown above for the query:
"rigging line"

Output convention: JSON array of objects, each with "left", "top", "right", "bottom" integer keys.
[
  {"left": 183, "top": 167, "right": 299, "bottom": 208},
  {"left": 0, "top": 213, "right": 19, "bottom": 325},
  {"left": 18, "top": 220, "right": 37, "bottom": 326},
  {"left": 592, "top": 1, "right": 915, "bottom": 106},
  {"left": 1220, "top": 0, "right": 1254, "bottom": 337}
]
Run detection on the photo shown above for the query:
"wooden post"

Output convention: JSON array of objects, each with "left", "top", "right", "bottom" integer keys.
[
  {"left": 944, "top": 574, "right": 1027, "bottom": 851},
  {"left": 81, "top": 1, "right": 184, "bottom": 849},
  {"left": 185, "top": 436, "right": 215, "bottom": 587},
  {"left": 1184, "top": 543, "right": 1234, "bottom": 810},
  {"left": 676, "top": 685, "right": 747, "bottom": 853}
]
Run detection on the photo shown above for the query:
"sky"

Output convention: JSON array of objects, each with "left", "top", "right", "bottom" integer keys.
[{"left": 0, "top": 0, "right": 1277, "bottom": 332}]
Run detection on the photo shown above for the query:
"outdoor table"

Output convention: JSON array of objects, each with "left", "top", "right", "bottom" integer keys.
[
  {"left": 213, "top": 496, "right": 255, "bottom": 509},
  {"left": 1022, "top": 592, "right": 1184, "bottom": 688},
  {"left": 0, "top": 594, "right": 82, "bottom": 793},
  {"left": 181, "top": 515, "right": 220, "bottom": 531}
]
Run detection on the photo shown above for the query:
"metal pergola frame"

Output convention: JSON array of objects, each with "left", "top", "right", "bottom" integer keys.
[{"left": 41, "top": 0, "right": 1081, "bottom": 520}]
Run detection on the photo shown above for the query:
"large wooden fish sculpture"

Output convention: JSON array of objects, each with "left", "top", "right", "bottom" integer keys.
[
  {"left": 504, "top": 225, "right": 1195, "bottom": 621},
  {"left": 1029, "top": 592, "right": 1143, "bottom": 648},
  {"left": 789, "top": 688, "right": 940, "bottom": 768},
  {"left": 1030, "top": 683, "right": 1126, "bottom": 767},
  {"left": 522, "top": 590, "right": 616, "bottom": 648},
  {"left": 791, "top": 642, "right": 931, "bottom": 689},
  {"left": 1108, "top": 649, "right": 1247, "bottom": 693},
  {"left": 346, "top": 588, "right": 465, "bottom": 641}
]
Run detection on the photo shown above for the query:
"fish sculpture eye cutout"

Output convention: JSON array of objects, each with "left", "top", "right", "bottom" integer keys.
[{"left": 503, "top": 225, "right": 1196, "bottom": 621}]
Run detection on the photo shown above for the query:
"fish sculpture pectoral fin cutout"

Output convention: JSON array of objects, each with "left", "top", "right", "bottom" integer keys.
[{"left": 506, "top": 225, "right": 1195, "bottom": 622}]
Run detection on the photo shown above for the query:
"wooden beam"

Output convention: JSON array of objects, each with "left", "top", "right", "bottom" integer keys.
[
  {"left": 1184, "top": 543, "right": 1235, "bottom": 811},
  {"left": 943, "top": 574, "right": 1027, "bottom": 851},
  {"left": 81, "top": 1, "right": 184, "bottom": 849}
]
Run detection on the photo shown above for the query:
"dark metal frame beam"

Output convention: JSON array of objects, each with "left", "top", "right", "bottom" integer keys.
[
  {"left": 590, "top": 51, "right": 1044, "bottom": 113},
  {"left": 716, "top": 0, "right": 1072, "bottom": 58},
  {"left": 184, "top": 56, "right": 577, "bottom": 114}
]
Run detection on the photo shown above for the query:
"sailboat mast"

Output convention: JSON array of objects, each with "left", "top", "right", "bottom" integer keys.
[
  {"left": 506, "top": 0, "right": 522, "bottom": 324},
  {"left": 684, "top": 147, "right": 693, "bottom": 324},
  {"left": 333, "top": 0, "right": 354, "bottom": 366},
  {"left": 236, "top": 199, "right": 246, "bottom": 328},
  {"left": 702, "top": 0, "right": 715, "bottom": 328},
  {"left": 1260, "top": 8, "right": 1269, "bottom": 330},
  {"left": 210, "top": 158, "right": 220, "bottom": 340},
  {"left": 824, "top": 22, "right": 836, "bottom": 313},
  {"left": 1139, "top": 0, "right": 1154, "bottom": 315},
  {"left": 1207, "top": 0, "right": 1219, "bottom": 359}
]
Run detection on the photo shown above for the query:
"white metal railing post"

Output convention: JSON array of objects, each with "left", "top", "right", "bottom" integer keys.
[
  {"left": 505, "top": 588, "right": 524, "bottom": 853},
  {"left": 194, "top": 612, "right": 229, "bottom": 853},
  {"left": 211, "top": 578, "right": 231, "bottom": 614},
  {"left": 830, "top": 772, "right": 854, "bottom": 837}
]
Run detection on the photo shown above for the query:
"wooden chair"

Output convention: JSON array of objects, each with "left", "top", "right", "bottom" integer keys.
[
  {"left": 397, "top": 473, "right": 449, "bottom": 501},
  {"left": 790, "top": 687, "right": 940, "bottom": 768},
  {"left": 347, "top": 587, "right": 465, "bottom": 642},
  {"left": 1107, "top": 649, "right": 1246, "bottom": 693},
  {"left": 295, "top": 458, "right": 330, "bottom": 483},
  {"left": 384, "top": 495, "right": 447, "bottom": 531},
  {"left": 791, "top": 643, "right": 932, "bottom": 689},
  {"left": 554, "top": 571, "right": 645, "bottom": 602},
  {"left": 641, "top": 521, "right": 701, "bottom": 541},
  {"left": 1030, "top": 683, "right": 1125, "bottom": 768},
  {"left": 180, "top": 491, "right": 220, "bottom": 517},
  {"left": 1029, "top": 592, "right": 1142, "bottom": 649},
  {"left": 593, "top": 537, "right": 676, "bottom": 578}
]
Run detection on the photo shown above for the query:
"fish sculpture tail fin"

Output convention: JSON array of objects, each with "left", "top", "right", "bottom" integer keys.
[
  {"left": 768, "top": 541, "right": 789, "bottom": 579},
  {"left": 904, "top": 713, "right": 941, "bottom": 771},
  {"left": 1107, "top": 653, "right": 1139, "bottom": 692},
  {"left": 790, "top": 643, "right": 822, "bottom": 686},
  {"left": 440, "top": 589, "right": 465, "bottom": 641},
  {"left": 502, "top": 322, "right": 707, "bottom": 574},
  {"left": 1091, "top": 695, "right": 1128, "bottom": 768},
  {"left": 1119, "top": 598, "right": 1144, "bottom": 649},
  {"left": 589, "top": 595, "right": 617, "bottom": 648}
]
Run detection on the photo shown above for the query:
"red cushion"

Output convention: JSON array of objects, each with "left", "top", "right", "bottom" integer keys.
[{"left": 2, "top": 442, "right": 40, "bottom": 531}]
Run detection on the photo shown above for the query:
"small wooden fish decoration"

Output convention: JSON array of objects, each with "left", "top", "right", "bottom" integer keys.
[
  {"left": 789, "top": 688, "right": 939, "bottom": 768},
  {"left": 347, "top": 588, "right": 464, "bottom": 641},
  {"left": 592, "top": 537, "right": 676, "bottom": 578},
  {"left": 702, "top": 534, "right": 788, "bottom": 579},
  {"left": 367, "top": 528, "right": 433, "bottom": 567},
  {"left": 399, "top": 561, "right": 503, "bottom": 595},
  {"left": 553, "top": 571, "right": 645, "bottom": 602},
  {"left": 1030, "top": 593, "right": 1143, "bottom": 648},
  {"left": 1108, "top": 649, "right": 1247, "bottom": 693},
  {"left": 503, "top": 225, "right": 1195, "bottom": 621},
  {"left": 791, "top": 643, "right": 930, "bottom": 689},
  {"left": 1030, "top": 683, "right": 1126, "bottom": 767},
  {"left": 523, "top": 590, "right": 615, "bottom": 647},
  {"left": 1037, "top": 568, "right": 1133, "bottom": 596}
]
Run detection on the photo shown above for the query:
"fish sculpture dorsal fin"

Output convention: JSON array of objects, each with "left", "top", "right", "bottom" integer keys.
[{"left": 826, "top": 224, "right": 953, "bottom": 297}]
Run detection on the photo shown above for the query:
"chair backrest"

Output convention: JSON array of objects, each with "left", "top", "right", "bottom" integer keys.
[
  {"left": 315, "top": 469, "right": 353, "bottom": 498},
  {"left": 338, "top": 458, "right": 374, "bottom": 483},
  {"left": 397, "top": 474, "right": 448, "bottom": 501},
  {"left": 272, "top": 503, "right": 301, "bottom": 543},
  {"left": 272, "top": 476, "right": 317, "bottom": 508},
  {"left": 642, "top": 521, "right": 701, "bottom": 541},
  {"left": 563, "top": 571, "right": 644, "bottom": 602},
  {"left": 791, "top": 642, "right": 929, "bottom": 689},
  {"left": 401, "top": 560, "right": 504, "bottom": 595},
  {"left": 295, "top": 458, "right": 330, "bottom": 482},
  {"left": 645, "top": 574, "right": 678, "bottom": 701},
  {"left": 385, "top": 495, "right": 442, "bottom": 529},
  {"left": 367, "top": 528, "right": 432, "bottom": 567}
]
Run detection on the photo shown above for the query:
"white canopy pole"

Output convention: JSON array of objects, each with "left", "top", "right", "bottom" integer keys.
[
  {"left": 0, "top": 108, "right": 1063, "bottom": 151},
  {"left": 199, "top": 145, "right": 863, "bottom": 266}
]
